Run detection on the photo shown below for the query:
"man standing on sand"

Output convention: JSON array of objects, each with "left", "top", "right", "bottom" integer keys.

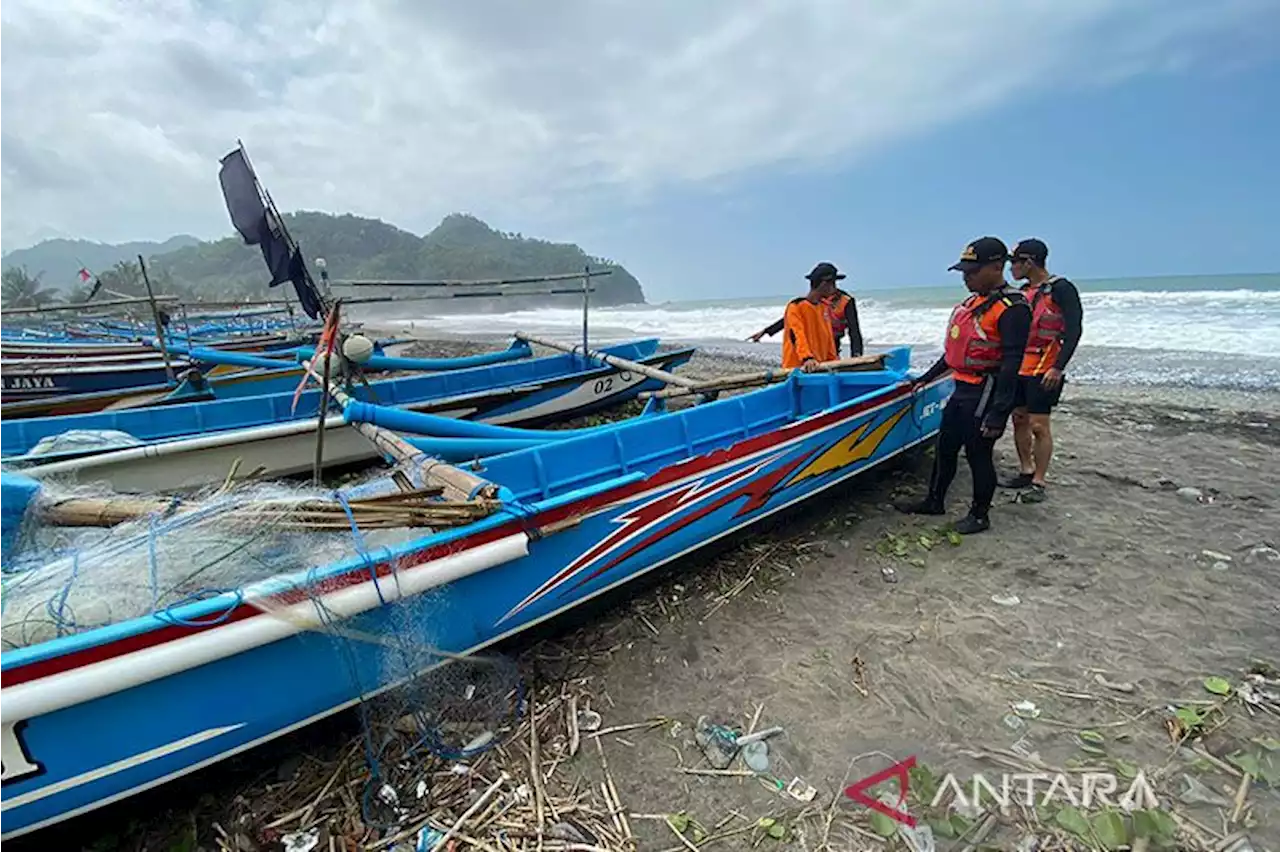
[
  {"left": 781, "top": 263, "right": 842, "bottom": 372},
  {"left": 1003, "top": 239, "right": 1084, "bottom": 502},
  {"left": 899, "top": 237, "right": 1030, "bottom": 534},
  {"left": 749, "top": 273, "right": 863, "bottom": 357}
]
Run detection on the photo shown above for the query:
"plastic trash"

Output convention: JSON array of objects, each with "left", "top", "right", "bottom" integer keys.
[
  {"left": 282, "top": 829, "right": 321, "bottom": 852},
  {"left": 694, "top": 715, "right": 739, "bottom": 769},
  {"left": 416, "top": 827, "right": 446, "bottom": 852},
  {"left": 28, "top": 429, "right": 141, "bottom": 457},
  {"left": 742, "top": 740, "right": 770, "bottom": 772}
]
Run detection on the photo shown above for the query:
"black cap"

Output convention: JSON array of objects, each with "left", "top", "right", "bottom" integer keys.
[
  {"left": 1011, "top": 238, "right": 1049, "bottom": 265},
  {"left": 948, "top": 236, "right": 1009, "bottom": 272},
  {"left": 805, "top": 262, "right": 846, "bottom": 282}
]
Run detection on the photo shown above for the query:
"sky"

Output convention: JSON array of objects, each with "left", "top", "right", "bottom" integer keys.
[{"left": 2, "top": 0, "right": 1278, "bottom": 302}]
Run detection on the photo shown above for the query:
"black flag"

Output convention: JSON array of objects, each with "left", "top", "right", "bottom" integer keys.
[{"left": 218, "top": 146, "right": 325, "bottom": 318}]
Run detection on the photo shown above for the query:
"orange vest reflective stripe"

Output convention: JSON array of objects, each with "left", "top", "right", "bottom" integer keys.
[
  {"left": 822, "top": 292, "right": 851, "bottom": 337},
  {"left": 1020, "top": 277, "right": 1066, "bottom": 376},
  {"left": 943, "top": 289, "right": 1016, "bottom": 384}
]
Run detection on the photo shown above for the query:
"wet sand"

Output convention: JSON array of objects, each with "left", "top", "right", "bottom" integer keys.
[{"left": 21, "top": 337, "right": 1280, "bottom": 851}]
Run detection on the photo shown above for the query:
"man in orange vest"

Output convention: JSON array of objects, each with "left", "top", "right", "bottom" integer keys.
[
  {"left": 749, "top": 274, "right": 864, "bottom": 357},
  {"left": 780, "top": 262, "right": 842, "bottom": 371},
  {"left": 898, "top": 237, "right": 1030, "bottom": 534},
  {"left": 1003, "top": 239, "right": 1083, "bottom": 502}
]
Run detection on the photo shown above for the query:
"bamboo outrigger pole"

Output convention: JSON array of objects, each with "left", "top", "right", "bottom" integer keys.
[
  {"left": 137, "top": 254, "right": 176, "bottom": 384},
  {"left": 638, "top": 354, "right": 887, "bottom": 400},
  {"left": 514, "top": 331, "right": 701, "bottom": 389},
  {"left": 298, "top": 355, "right": 499, "bottom": 502},
  {"left": 0, "top": 295, "right": 180, "bottom": 316},
  {"left": 340, "top": 286, "right": 594, "bottom": 306},
  {"left": 337, "top": 270, "right": 614, "bottom": 288}
]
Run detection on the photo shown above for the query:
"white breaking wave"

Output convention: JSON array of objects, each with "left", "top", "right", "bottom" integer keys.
[{"left": 385, "top": 288, "right": 1280, "bottom": 359}]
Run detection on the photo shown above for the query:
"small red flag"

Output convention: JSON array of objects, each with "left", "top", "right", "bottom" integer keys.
[{"left": 78, "top": 267, "right": 92, "bottom": 282}]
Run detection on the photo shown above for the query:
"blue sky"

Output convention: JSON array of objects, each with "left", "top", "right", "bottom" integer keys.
[
  {"left": 563, "top": 60, "right": 1280, "bottom": 302},
  {"left": 3, "top": 1, "right": 1278, "bottom": 303}
]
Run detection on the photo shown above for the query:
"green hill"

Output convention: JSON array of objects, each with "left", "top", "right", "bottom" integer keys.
[
  {"left": 1, "top": 213, "right": 646, "bottom": 309},
  {"left": 1, "top": 235, "right": 201, "bottom": 290},
  {"left": 154, "top": 211, "right": 646, "bottom": 308}
]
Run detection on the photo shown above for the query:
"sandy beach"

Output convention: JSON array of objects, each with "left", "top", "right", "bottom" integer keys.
[{"left": 19, "top": 338, "right": 1279, "bottom": 852}]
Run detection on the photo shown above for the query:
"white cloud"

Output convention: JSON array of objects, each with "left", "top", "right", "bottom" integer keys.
[{"left": 1, "top": 0, "right": 1274, "bottom": 249}]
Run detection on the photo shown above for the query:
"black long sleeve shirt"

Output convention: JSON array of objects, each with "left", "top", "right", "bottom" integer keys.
[
  {"left": 1047, "top": 277, "right": 1083, "bottom": 371},
  {"left": 918, "top": 291, "right": 1030, "bottom": 429}
]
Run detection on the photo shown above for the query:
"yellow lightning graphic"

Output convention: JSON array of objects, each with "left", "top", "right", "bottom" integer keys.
[{"left": 789, "top": 405, "right": 911, "bottom": 484}]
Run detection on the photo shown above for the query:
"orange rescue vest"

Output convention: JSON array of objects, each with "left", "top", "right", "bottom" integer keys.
[
  {"left": 782, "top": 297, "right": 838, "bottom": 368},
  {"left": 1020, "top": 277, "right": 1065, "bottom": 376},
  {"left": 944, "top": 288, "right": 1020, "bottom": 384}
]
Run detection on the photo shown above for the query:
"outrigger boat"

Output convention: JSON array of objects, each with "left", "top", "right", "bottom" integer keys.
[
  {"left": 0, "top": 343, "right": 950, "bottom": 838},
  {"left": 2, "top": 339, "right": 696, "bottom": 493},
  {"left": 0, "top": 338, "right": 502, "bottom": 419}
]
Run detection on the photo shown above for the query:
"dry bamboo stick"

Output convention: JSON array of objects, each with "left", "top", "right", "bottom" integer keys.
[
  {"left": 639, "top": 354, "right": 886, "bottom": 400},
  {"left": 304, "top": 360, "right": 500, "bottom": 502},
  {"left": 515, "top": 332, "right": 699, "bottom": 390},
  {"left": 36, "top": 495, "right": 494, "bottom": 530}
]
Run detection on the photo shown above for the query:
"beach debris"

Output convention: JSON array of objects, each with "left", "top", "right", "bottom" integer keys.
[
  {"left": 1218, "top": 835, "right": 1259, "bottom": 852},
  {"left": 1011, "top": 699, "right": 1041, "bottom": 719},
  {"left": 1239, "top": 672, "right": 1280, "bottom": 709},
  {"left": 1246, "top": 545, "right": 1280, "bottom": 564},
  {"left": 281, "top": 828, "right": 320, "bottom": 852},
  {"left": 881, "top": 566, "right": 899, "bottom": 583},
  {"left": 742, "top": 740, "right": 770, "bottom": 772},
  {"left": 415, "top": 827, "right": 446, "bottom": 851},
  {"left": 577, "top": 708, "right": 602, "bottom": 732},
  {"left": 1003, "top": 714, "right": 1027, "bottom": 731},
  {"left": 1202, "top": 549, "right": 1234, "bottom": 562},
  {"left": 991, "top": 593, "right": 1021, "bottom": 606},
  {"left": 1176, "top": 486, "right": 1204, "bottom": 503},
  {"left": 736, "top": 725, "right": 784, "bottom": 747},
  {"left": 1094, "top": 673, "right": 1137, "bottom": 693},
  {"left": 1212, "top": 561, "right": 1231, "bottom": 572},
  {"left": 1179, "top": 774, "right": 1232, "bottom": 808},
  {"left": 694, "top": 716, "right": 739, "bottom": 769},
  {"left": 786, "top": 777, "right": 818, "bottom": 802}
]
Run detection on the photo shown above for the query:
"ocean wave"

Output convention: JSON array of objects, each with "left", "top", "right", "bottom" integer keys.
[{"left": 381, "top": 288, "right": 1280, "bottom": 359}]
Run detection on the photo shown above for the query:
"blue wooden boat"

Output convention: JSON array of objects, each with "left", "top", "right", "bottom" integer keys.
[
  {"left": 2, "top": 340, "right": 696, "bottom": 493},
  {"left": 0, "top": 347, "right": 950, "bottom": 838},
  {"left": 0, "top": 334, "right": 316, "bottom": 401},
  {"left": 0, "top": 339, "right": 527, "bottom": 420}
]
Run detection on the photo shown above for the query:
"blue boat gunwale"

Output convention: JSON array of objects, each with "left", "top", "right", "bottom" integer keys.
[
  {"left": 0, "top": 339, "right": 667, "bottom": 458},
  {"left": 1, "top": 351, "right": 932, "bottom": 673}
]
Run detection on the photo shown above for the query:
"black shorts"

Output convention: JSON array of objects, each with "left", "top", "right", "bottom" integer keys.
[{"left": 1013, "top": 374, "right": 1064, "bottom": 415}]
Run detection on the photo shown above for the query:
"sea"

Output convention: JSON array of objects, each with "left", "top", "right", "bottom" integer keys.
[{"left": 382, "top": 273, "right": 1280, "bottom": 393}]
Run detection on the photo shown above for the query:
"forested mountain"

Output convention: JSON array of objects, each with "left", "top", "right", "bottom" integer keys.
[
  {"left": 1, "top": 235, "right": 201, "bottom": 289},
  {"left": 1, "top": 213, "right": 646, "bottom": 309}
]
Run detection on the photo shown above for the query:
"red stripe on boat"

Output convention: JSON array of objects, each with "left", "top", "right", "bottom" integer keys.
[{"left": 1, "top": 384, "right": 912, "bottom": 688}]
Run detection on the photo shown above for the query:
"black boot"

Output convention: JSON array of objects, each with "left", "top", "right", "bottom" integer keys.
[
  {"left": 953, "top": 513, "right": 990, "bottom": 535},
  {"left": 896, "top": 497, "right": 945, "bottom": 515}
]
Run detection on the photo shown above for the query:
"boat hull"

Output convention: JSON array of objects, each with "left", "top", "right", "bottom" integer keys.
[
  {"left": 10, "top": 348, "right": 696, "bottom": 493},
  {"left": 0, "top": 372, "right": 950, "bottom": 838}
]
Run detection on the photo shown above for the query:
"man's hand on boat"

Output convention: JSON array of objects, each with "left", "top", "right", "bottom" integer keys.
[{"left": 799, "top": 357, "right": 822, "bottom": 373}]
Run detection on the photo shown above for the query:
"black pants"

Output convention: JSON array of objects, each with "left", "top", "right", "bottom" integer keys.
[{"left": 926, "top": 384, "right": 998, "bottom": 518}]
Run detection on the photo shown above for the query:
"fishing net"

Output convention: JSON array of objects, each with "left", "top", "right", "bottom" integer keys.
[
  {"left": 1, "top": 477, "right": 418, "bottom": 649},
  {"left": 252, "top": 550, "right": 526, "bottom": 830},
  {"left": 1, "top": 474, "right": 526, "bottom": 832}
]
